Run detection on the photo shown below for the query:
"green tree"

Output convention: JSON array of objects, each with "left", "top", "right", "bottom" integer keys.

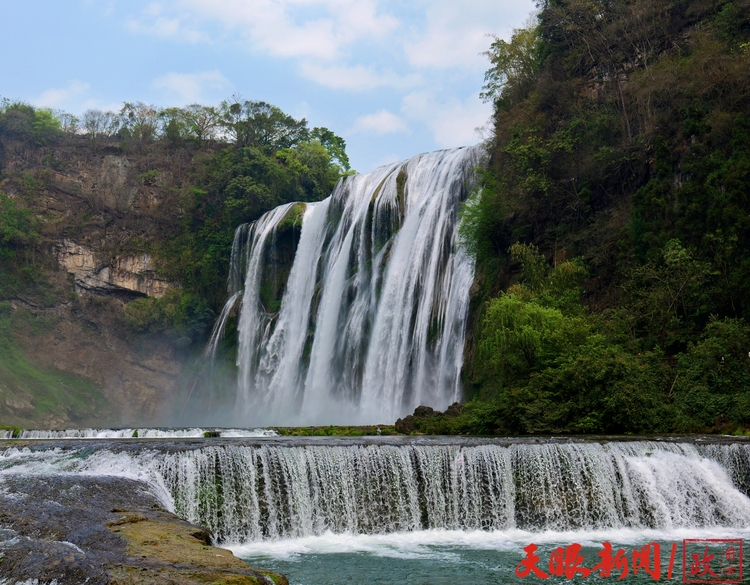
[
  {"left": 481, "top": 24, "right": 542, "bottom": 107},
  {"left": 673, "top": 318, "right": 750, "bottom": 431},
  {"left": 220, "top": 99, "right": 309, "bottom": 151},
  {"left": 311, "top": 126, "right": 351, "bottom": 172}
]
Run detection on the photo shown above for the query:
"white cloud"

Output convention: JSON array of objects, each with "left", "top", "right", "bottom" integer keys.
[
  {"left": 299, "top": 62, "right": 418, "bottom": 91},
  {"left": 404, "top": 0, "right": 535, "bottom": 69},
  {"left": 151, "top": 70, "right": 232, "bottom": 103},
  {"left": 129, "top": 0, "right": 400, "bottom": 61},
  {"left": 35, "top": 81, "right": 92, "bottom": 108},
  {"left": 401, "top": 91, "right": 491, "bottom": 147},
  {"left": 351, "top": 110, "right": 409, "bottom": 135},
  {"left": 126, "top": 2, "right": 209, "bottom": 43}
]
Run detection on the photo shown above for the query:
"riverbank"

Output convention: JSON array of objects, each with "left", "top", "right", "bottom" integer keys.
[{"left": 0, "top": 473, "right": 287, "bottom": 584}]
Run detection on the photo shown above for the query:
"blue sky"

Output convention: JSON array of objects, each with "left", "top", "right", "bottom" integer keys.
[{"left": 2, "top": 0, "right": 535, "bottom": 173}]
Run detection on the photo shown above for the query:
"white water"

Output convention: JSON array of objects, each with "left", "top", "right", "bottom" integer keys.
[
  {"left": 229, "top": 525, "right": 750, "bottom": 560},
  {"left": 12, "top": 428, "right": 277, "bottom": 439},
  {"left": 1, "top": 440, "right": 749, "bottom": 547},
  {"left": 211, "top": 146, "right": 483, "bottom": 425}
]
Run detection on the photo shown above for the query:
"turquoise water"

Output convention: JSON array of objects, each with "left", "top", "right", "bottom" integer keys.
[{"left": 234, "top": 528, "right": 750, "bottom": 585}]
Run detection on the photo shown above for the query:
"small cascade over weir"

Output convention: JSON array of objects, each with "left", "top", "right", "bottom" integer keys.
[
  {"left": 210, "top": 146, "right": 484, "bottom": 424},
  {"left": 2, "top": 439, "right": 750, "bottom": 545}
]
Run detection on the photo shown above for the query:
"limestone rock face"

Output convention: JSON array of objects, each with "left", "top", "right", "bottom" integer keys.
[{"left": 54, "top": 239, "right": 171, "bottom": 297}]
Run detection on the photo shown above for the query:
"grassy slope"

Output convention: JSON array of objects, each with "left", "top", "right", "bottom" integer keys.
[{"left": 0, "top": 309, "right": 108, "bottom": 427}]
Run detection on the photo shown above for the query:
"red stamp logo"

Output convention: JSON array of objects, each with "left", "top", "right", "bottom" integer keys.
[{"left": 683, "top": 539, "right": 743, "bottom": 584}]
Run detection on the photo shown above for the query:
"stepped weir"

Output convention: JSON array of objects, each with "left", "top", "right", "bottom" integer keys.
[{"left": 2, "top": 438, "right": 749, "bottom": 545}]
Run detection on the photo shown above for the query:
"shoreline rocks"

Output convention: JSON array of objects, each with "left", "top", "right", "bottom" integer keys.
[{"left": 0, "top": 474, "right": 287, "bottom": 585}]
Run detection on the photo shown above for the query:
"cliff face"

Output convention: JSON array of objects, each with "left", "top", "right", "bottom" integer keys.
[
  {"left": 54, "top": 239, "right": 172, "bottom": 297},
  {"left": 0, "top": 136, "right": 209, "bottom": 427}
]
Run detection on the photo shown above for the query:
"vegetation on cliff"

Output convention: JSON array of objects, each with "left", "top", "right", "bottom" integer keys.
[
  {"left": 0, "top": 97, "right": 350, "bottom": 425},
  {"left": 457, "top": 0, "right": 750, "bottom": 435}
]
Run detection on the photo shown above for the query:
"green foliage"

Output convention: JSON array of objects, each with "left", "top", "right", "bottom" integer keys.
[
  {"left": 673, "top": 318, "right": 750, "bottom": 431},
  {"left": 220, "top": 99, "right": 309, "bottom": 150},
  {"left": 0, "top": 100, "right": 62, "bottom": 144},
  {"left": 0, "top": 193, "right": 41, "bottom": 298},
  {"left": 463, "top": 0, "right": 750, "bottom": 434},
  {"left": 518, "top": 342, "right": 670, "bottom": 434},
  {"left": 136, "top": 169, "right": 161, "bottom": 186},
  {"left": 274, "top": 425, "right": 396, "bottom": 436},
  {"left": 623, "top": 239, "right": 712, "bottom": 349},
  {"left": 482, "top": 24, "right": 543, "bottom": 108},
  {"left": 124, "top": 289, "right": 214, "bottom": 347},
  {"left": 311, "top": 126, "right": 352, "bottom": 172},
  {"left": 0, "top": 193, "right": 34, "bottom": 257}
]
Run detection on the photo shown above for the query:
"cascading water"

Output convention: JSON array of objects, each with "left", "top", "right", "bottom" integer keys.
[
  {"left": 3, "top": 439, "right": 750, "bottom": 545},
  {"left": 210, "top": 146, "right": 483, "bottom": 425},
  {"left": 13, "top": 427, "right": 277, "bottom": 439}
]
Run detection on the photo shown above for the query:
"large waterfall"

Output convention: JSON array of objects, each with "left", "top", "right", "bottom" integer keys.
[
  {"left": 210, "top": 146, "right": 483, "bottom": 425},
  {"left": 4, "top": 439, "right": 750, "bottom": 546}
]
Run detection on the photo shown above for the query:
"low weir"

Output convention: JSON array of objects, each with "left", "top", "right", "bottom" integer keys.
[{"left": 2, "top": 437, "right": 749, "bottom": 545}]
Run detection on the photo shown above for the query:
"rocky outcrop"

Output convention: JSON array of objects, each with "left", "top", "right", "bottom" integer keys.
[
  {"left": 395, "top": 403, "right": 465, "bottom": 434},
  {"left": 54, "top": 239, "right": 172, "bottom": 297},
  {"left": 0, "top": 474, "right": 288, "bottom": 585}
]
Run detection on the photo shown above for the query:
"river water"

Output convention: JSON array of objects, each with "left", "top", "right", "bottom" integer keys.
[{"left": 1, "top": 434, "right": 748, "bottom": 584}]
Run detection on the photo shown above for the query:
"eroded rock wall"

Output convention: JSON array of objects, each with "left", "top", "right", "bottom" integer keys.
[{"left": 0, "top": 137, "right": 209, "bottom": 427}]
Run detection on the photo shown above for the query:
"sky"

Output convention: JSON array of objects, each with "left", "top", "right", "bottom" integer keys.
[{"left": 1, "top": 0, "right": 535, "bottom": 173}]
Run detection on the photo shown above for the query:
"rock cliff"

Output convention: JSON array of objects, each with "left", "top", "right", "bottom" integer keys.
[{"left": 0, "top": 136, "right": 209, "bottom": 427}]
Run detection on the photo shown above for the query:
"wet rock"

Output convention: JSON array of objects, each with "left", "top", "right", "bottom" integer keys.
[{"left": 0, "top": 474, "right": 287, "bottom": 585}]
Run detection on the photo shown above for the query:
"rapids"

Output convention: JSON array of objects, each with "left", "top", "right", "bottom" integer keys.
[{"left": 1, "top": 437, "right": 749, "bottom": 545}]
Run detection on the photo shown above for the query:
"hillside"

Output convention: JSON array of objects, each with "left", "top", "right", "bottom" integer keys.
[
  {"left": 0, "top": 100, "right": 347, "bottom": 427},
  {"left": 450, "top": 0, "right": 750, "bottom": 435},
  {"left": 2, "top": 0, "right": 749, "bottom": 433}
]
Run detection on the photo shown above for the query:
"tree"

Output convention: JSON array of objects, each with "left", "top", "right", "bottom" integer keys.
[
  {"left": 481, "top": 24, "right": 542, "bottom": 106},
  {"left": 311, "top": 126, "right": 351, "bottom": 172},
  {"left": 82, "top": 109, "right": 119, "bottom": 139},
  {"left": 0, "top": 193, "right": 34, "bottom": 257},
  {"left": 182, "top": 104, "right": 221, "bottom": 144},
  {"left": 624, "top": 239, "right": 711, "bottom": 347},
  {"left": 220, "top": 99, "right": 308, "bottom": 151},
  {"left": 119, "top": 102, "right": 160, "bottom": 141},
  {"left": 0, "top": 102, "right": 61, "bottom": 144},
  {"left": 56, "top": 111, "right": 79, "bottom": 135}
]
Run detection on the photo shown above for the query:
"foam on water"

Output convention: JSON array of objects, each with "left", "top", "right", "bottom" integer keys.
[
  {"left": 1, "top": 440, "right": 749, "bottom": 547},
  {"left": 14, "top": 428, "right": 277, "bottom": 439},
  {"left": 228, "top": 526, "right": 750, "bottom": 560}
]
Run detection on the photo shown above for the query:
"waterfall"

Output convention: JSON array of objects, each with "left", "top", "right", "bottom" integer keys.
[
  {"left": 3, "top": 440, "right": 750, "bottom": 545},
  {"left": 210, "top": 146, "right": 483, "bottom": 425}
]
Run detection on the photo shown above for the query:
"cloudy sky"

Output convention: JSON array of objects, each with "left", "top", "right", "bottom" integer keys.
[{"left": 2, "top": 0, "right": 534, "bottom": 173}]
